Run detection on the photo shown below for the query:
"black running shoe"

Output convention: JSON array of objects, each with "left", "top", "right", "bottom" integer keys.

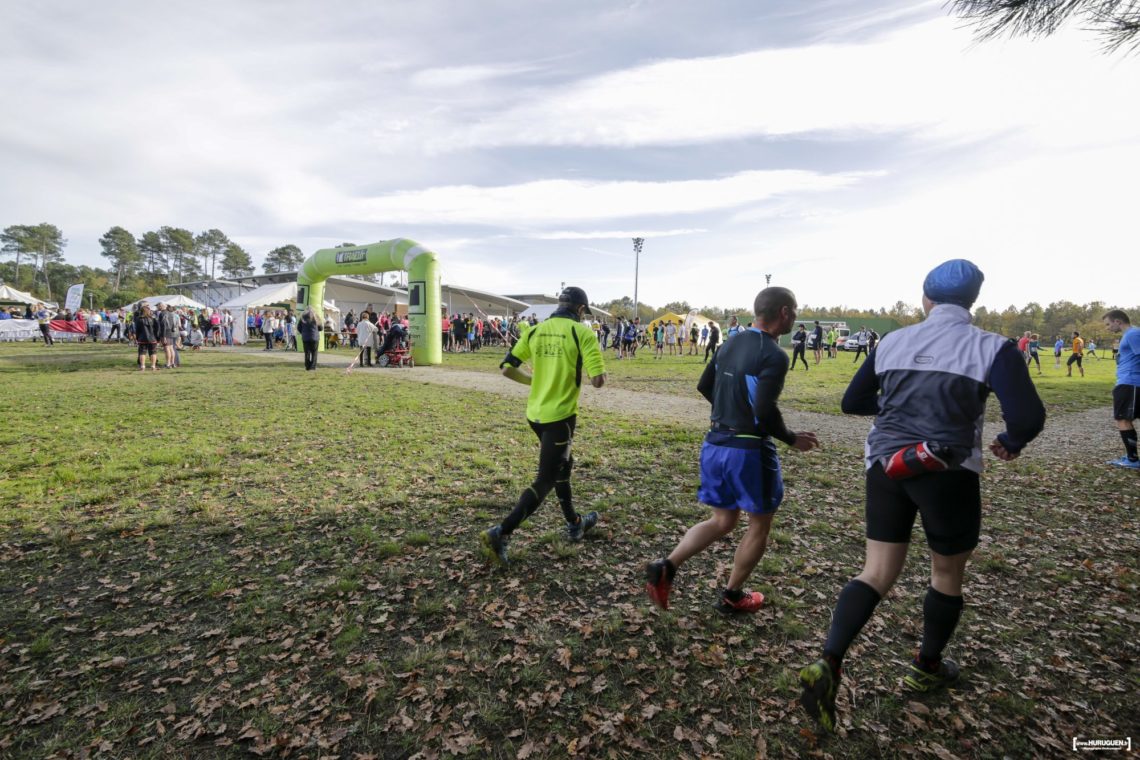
[
  {"left": 565, "top": 511, "right": 598, "bottom": 542},
  {"left": 481, "top": 526, "right": 510, "bottom": 567},
  {"left": 903, "top": 658, "right": 960, "bottom": 692},
  {"left": 799, "top": 659, "right": 840, "bottom": 732}
]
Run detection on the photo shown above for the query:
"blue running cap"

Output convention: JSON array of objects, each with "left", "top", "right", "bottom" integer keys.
[{"left": 923, "top": 259, "right": 984, "bottom": 308}]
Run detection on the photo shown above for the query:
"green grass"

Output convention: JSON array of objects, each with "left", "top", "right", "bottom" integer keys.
[
  {"left": 438, "top": 343, "right": 1121, "bottom": 416},
  {"left": 0, "top": 342, "right": 1135, "bottom": 759}
]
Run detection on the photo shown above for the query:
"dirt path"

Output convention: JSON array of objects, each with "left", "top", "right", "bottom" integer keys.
[{"left": 247, "top": 349, "right": 1116, "bottom": 457}]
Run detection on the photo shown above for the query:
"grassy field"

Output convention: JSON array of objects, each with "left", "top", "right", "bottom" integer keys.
[
  {"left": 0, "top": 343, "right": 1136, "bottom": 759},
  {"left": 442, "top": 341, "right": 1120, "bottom": 417}
]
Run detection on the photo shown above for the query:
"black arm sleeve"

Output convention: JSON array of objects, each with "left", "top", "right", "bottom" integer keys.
[
  {"left": 989, "top": 342, "right": 1046, "bottom": 453},
  {"left": 841, "top": 350, "right": 880, "bottom": 415},
  {"left": 697, "top": 359, "right": 717, "bottom": 403},
  {"left": 751, "top": 354, "right": 796, "bottom": 446}
]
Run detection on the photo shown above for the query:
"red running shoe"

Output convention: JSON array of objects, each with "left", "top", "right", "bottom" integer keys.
[
  {"left": 715, "top": 589, "right": 765, "bottom": 614},
  {"left": 645, "top": 559, "right": 673, "bottom": 610}
]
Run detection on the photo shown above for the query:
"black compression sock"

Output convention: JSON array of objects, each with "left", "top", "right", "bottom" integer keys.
[
  {"left": 662, "top": 558, "right": 677, "bottom": 581},
  {"left": 1121, "top": 429, "right": 1138, "bottom": 461},
  {"left": 723, "top": 588, "right": 744, "bottom": 602},
  {"left": 919, "top": 587, "right": 964, "bottom": 664},
  {"left": 823, "top": 579, "right": 882, "bottom": 669}
]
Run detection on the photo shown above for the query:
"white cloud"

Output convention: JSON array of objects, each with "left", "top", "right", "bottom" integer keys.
[
  {"left": 411, "top": 63, "right": 540, "bottom": 88},
  {"left": 352, "top": 170, "right": 866, "bottom": 226},
  {"left": 426, "top": 18, "right": 1139, "bottom": 152},
  {"left": 511, "top": 228, "right": 705, "bottom": 240},
  {"left": 659, "top": 142, "right": 1140, "bottom": 310}
]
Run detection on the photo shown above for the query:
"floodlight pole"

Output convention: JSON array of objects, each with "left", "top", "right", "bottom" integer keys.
[{"left": 632, "top": 237, "right": 644, "bottom": 321}]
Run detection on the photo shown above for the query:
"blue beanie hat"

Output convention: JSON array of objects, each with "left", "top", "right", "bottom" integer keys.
[{"left": 923, "top": 259, "right": 984, "bottom": 308}]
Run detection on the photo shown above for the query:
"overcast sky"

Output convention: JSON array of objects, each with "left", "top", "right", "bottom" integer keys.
[{"left": 2, "top": 0, "right": 1137, "bottom": 311}]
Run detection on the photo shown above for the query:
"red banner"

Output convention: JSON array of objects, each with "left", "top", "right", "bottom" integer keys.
[{"left": 48, "top": 320, "right": 88, "bottom": 334}]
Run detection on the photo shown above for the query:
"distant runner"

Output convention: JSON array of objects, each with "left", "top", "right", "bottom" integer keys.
[{"left": 1103, "top": 309, "right": 1139, "bottom": 470}]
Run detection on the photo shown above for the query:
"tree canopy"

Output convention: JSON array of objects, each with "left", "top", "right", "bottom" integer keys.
[
  {"left": 950, "top": 0, "right": 1140, "bottom": 53},
  {"left": 263, "top": 244, "right": 305, "bottom": 274}
]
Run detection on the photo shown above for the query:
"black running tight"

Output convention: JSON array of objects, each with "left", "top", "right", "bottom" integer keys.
[{"left": 501, "top": 416, "right": 577, "bottom": 534}]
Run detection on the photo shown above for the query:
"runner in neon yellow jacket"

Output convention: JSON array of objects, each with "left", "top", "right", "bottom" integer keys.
[{"left": 482, "top": 287, "right": 607, "bottom": 566}]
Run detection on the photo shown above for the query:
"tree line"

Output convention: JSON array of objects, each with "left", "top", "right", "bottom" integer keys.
[
  {"left": 0, "top": 223, "right": 307, "bottom": 309},
  {"left": 3, "top": 223, "right": 1134, "bottom": 340}
]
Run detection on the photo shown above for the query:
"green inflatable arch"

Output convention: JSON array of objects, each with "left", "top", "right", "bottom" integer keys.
[{"left": 295, "top": 238, "right": 442, "bottom": 366}]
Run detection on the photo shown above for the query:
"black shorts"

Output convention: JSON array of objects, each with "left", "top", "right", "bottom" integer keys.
[
  {"left": 1113, "top": 385, "right": 1140, "bottom": 421},
  {"left": 1067, "top": 353, "right": 1083, "bottom": 367},
  {"left": 865, "top": 463, "right": 981, "bottom": 555},
  {"left": 138, "top": 343, "right": 156, "bottom": 357}
]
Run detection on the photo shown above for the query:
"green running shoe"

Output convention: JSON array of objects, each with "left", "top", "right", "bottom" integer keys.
[
  {"left": 799, "top": 659, "right": 840, "bottom": 732},
  {"left": 903, "top": 658, "right": 960, "bottom": 692}
]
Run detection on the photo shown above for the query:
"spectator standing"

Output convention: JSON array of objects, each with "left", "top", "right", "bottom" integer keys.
[
  {"left": 791, "top": 324, "right": 809, "bottom": 371},
  {"left": 1054, "top": 335, "right": 1064, "bottom": 368},
  {"left": 344, "top": 310, "right": 357, "bottom": 348},
  {"left": 624, "top": 318, "right": 639, "bottom": 358},
  {"left": 106, "top": 309, "right": 122, "bottom": 342},
  {"left": 34, "top": 303, "right": 54, "bottom": 346},
  {"left": 87, "top": 309, "right": 102, "bottom": 341},
  {"left": 810, "top": 321, "right": 823, "bottom": 364},
  {"left": 356, "top": 315, "right": 377, "bottom": 367},
  {"left": 134, "top": 304, "right": 160, "bottom": 371},
  {"left": 299, "top": 307, "right": 322, "bottom": 371},
  {"left": 284, "top": 310, "right": 297, "bottom": 350},
  {"left": 263, "top": 311, "right": 275, "bottom": 350},
  {"left": 665, "top": 320, "right": 678, "bottom": 355},
  {"left": 208, "top": 309, "right": 222, "bottom": 346},
  {"left": 726, "top": 316, "right": 741, "bottom": 339}
]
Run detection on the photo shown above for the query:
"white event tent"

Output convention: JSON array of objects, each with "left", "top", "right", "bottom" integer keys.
[
  {"left": 128, "top": 294, "right": 207, "bottom": 311},
  {"left": 0, "top": 284, "right": 56, "bottom": 308},
  {"left": 217, "top": 282, "right": 340, "bottom": 345}
]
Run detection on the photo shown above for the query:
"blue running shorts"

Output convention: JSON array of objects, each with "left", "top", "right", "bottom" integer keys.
[{"left": 697, "top": 439, "right": 784, "bottom": 514}]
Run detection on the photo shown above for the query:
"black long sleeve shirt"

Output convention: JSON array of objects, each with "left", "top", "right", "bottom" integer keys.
[{"left": 697, "top": 328, "right": 796, "bottom": 446}]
